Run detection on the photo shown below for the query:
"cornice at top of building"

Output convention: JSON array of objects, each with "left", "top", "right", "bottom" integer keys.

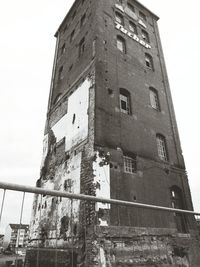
[
  {"left": 54, "top": 0, "right": 159, "bottom": 37},
  {"left": 134, "top": 0, "right": 159, "bottom": 21}
]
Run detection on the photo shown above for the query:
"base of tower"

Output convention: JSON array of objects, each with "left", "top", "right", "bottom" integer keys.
[{"left": 25, "top": 248, "right": 79, "bottom": 267}]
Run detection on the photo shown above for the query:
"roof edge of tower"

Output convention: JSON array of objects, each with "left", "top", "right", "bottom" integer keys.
[
  {"left": 54, "top": 0, "right": 159, "bottom": 37},
  {"left": 134, "top": 0, "right": 159, "bottom": 21},
  {"left": 54, "top": 0, "right": 78, "bottom": 37}
]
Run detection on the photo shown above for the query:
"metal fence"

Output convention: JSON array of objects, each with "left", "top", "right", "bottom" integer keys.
[{"left": 0, "top": 181, "right": 199, "bottom": 267}]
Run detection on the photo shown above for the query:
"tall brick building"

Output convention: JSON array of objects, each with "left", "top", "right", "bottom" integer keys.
[{"left": 28, "top": 0, "right": 200, "bottom": 266}]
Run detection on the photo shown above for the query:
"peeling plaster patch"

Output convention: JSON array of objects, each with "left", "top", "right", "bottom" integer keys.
[
  {"left": 52, "top": 78, "right": 91, "bottom": 151},
  {"left": 93, "top": 152, "right": 110, "bottom": 211},
  {"left": 99, "top": 247, "right": 106, "bottom": 267},
  {"left": 41, "top": 134, "right": 48, "bottom": 168},
  {"left": 99, "top": 219, "right": 108, "bottom": 226}
]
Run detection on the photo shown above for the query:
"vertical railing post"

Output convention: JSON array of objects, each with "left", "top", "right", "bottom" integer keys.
[
  {"left": 0, "top": 189, "right": 6, "bottom": 226},
  {"left": 36, "top": 194, "right": 42, "bottom": 267},
  {"left": 15, "top": 192, "right": 25, "bottom": 267}
]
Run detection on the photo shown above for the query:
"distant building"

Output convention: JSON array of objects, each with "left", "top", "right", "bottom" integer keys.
[
  {"left": 0, "top": 234, "right": 4, "bottom": 247},
  {"left": 3, "top": 224, "right": 29, "bottom": 251}
]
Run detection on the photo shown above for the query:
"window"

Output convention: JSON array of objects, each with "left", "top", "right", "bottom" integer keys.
[
  {"left": 156, "top": 134, "right": 168, "bottom": 161},
  {"left": 142, "top": 30, "right": 150, "bottom": 43},
  {"left": 171, "top": 186, "right": 187, "bottom": 233},
  {"left": 129, "top": 21, "right": 137, "bottom": 34},
  {"left": 80, "top": 13, "right": 86, "bottom": 27},
  {"left": 149, "top": 87, "right": 160, "bottom": 110},
  {"left": 70, "top": 30, "right": 75, "bottom": 42},
  {"left": 119, "top": 88, "right": 131, "bottom": 114},
  {"left": 117, "top": 36, "right": 126, "bottom": 53},
  {"left": 58, "top": 66, "right": 63, "bottom": 80},
  {"left": 123, "top": 155, "right": 137, "bottom": 174},
  {"left": 145, "top": 53, "right": 154, "bottom": 70},
  {"left": 61, "top": 43, "right": 66, "bottom": 54},
  {"left": 79, "top": 37, "right": 85, "bottom": 57},
  {"left": 115, "top": 12, "right": 124, "bottom": 25},
  {"left": 139, "top": 11, "right": 146, "bottom": 21},
  {"left": 127, "top": 3, "right": 135, "bottom": 13}
]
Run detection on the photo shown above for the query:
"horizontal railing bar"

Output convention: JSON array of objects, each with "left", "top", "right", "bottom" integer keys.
[{"left": 0, "top": 181, "right": 199, "bottom": 215}]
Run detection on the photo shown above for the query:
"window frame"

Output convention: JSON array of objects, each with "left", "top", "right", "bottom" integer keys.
[
  {"left": 123, "top": 155, "right": 137, "bottom": 174},
  {"left": 141, "top": 29, "right": 150, "bottom": 43},
  {"left": 119, "top": 88, "right": 131, "bottom": 115},
  {"left": 149, "top": 87, "right": 160, "bottom": 111},
  {"left": 80, "top": 13, "right": 86, "bottom": 27},
  {"left": 139, "top": 11, "right": 147, "bottom": 21},
  {"left": 115, "top": 11, "right": 124, "bottom": 26},
  {"left": 116, "top": 35, "right": 126, "bottom": 53},
  {"left": 156, "top": 134, "right": 168, "bottom": 161},
  {"left": 58, "top": 66, "right": 64, "bottom": 81},
  {"left": 61, "top": 43, "right": 66, "bottom": 55},
  {"left": 170, "top": 186, "right": 188, "bottom": 233},
  {"left": 129, "top": 21, "right": 137, "bottom": 34},
  {"left": 145, "top": 53, "right": 154, "bottom": 70},
  {"left": 127, "top": 3, "right": 135, "bottom": 13},
  {"left": 79, "top": 37, "right": 85, "bottom": 57},
  {"left": 70, "top": 30, "right": 75, "bottom": 42}
]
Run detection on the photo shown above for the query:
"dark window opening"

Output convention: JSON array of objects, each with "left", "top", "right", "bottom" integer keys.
[
  {"left": 119, "top": 88, "right": 131, "bottom": 114},
  {"left": 61, "top": 43, "right": 66, "bottom": 54},
  {"left": 139, "top": 11, "right": 146, "bottom": 21},
  {"left": 69, "top": 64, "right": 73, "bottom": 72},
  {"left": 142, "top": 30, "right": 150, "bottom": 43},
  {"left": 58, "top": 66, "right": 63, "bottom": 80},
  {"left": 79, "top": 37, "right": 85, "bottom": 57},
  {"left": 171, "top": 186, "right": 188, "bottom": 233},
  {"left": 81, "top": 13, "right": 86, "bottom": 27},
  {"left": 149, "top": 87, "right": 160, "bottom": 111},
  {"left": 145, "top": 53, "right": 154, "bottom": 70},
  {"left": 115, "top": 12, "right": 124, "bottom": 25},
  {"left": 72, "top": 114, "right": 76, "bottom": 124},
  {"left": 129, "top": 21, "right": 137, "bottom": 34},
  {"left": 117, "top": 35, "right": 126, "bottom": 53},
  {"left": 156, "top": 134, "right": 168, "bottom": 161},
  {"left": 127, "top": 3, "right": 135, "bottom": 13},
  {"left": 70, "top": 30, "right": 75, "bottom": 42}
]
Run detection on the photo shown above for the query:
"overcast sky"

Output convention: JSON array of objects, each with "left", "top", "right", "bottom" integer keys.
[{"left": 0, "top": 0, "right": 199, "bottom": 232}]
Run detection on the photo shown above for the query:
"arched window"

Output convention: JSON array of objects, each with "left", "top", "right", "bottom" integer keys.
[
  {"left": 171, "top": 186, "right": 187, "bottom": 233},
  {"left": 117, "top": 36, "right": 126, "bottom": 53},
  {"left": 127, "top": 3, "right": 135, "bottom": 13},
  {"left": 115, "top": 12, "right": 124, "bottom": 25},
  {"left": 58, "top": 66, "right": 63, "bottom": 80},
  {"left": 145, "top": 53, "right": 154, "bottom": 70},
  {"left": 129, "top": 21, "right": 137, "bottom": 34},
  {"left": 156, "top": 134, "right": 168, "bottom": 161},
  {"left": 139, "top": 11, "right": 146, "bottom": 21},
  {"left": 149, "top": 87, "right": 160, "bottom": 111},
  {"left": 79, "top": 37, "right": 85, "bottom": 57},
  {"left": 119, "top": 88, "right": 131, "bottom": 114}
]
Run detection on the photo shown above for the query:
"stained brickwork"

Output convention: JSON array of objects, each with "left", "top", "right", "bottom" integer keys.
[{"left": 28, "top": 0, "right": 200, "bottom": 266}]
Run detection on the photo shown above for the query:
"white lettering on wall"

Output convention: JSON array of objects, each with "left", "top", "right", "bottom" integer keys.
[{"left": 115, "top": 22, "right": 151, "bottom": 49}]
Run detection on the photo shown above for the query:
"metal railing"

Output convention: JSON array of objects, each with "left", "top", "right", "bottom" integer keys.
[{"left": 0, "top": 181, "right": 199, "bottom": 267}]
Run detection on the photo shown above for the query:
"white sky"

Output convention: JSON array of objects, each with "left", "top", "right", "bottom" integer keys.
[{"left": 0, "top": 0, "right": 199, "bottom": 232}]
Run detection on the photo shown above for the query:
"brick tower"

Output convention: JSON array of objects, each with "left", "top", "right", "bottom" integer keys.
[{"left": 28, "top": 0, "right": 200, "bottom": 266}]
